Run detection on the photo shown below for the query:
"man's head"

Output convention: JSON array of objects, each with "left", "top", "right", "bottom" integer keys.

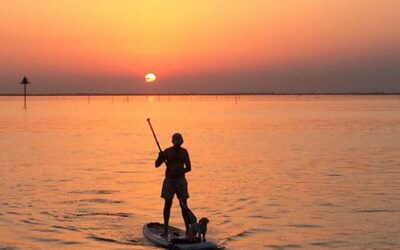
[{"left": 172, "top": 133, "right": 184, "bottom": 146}]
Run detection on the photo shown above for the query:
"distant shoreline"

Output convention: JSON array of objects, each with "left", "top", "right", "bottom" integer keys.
[{"left": 1, "top": 92, "right": 400, "bottom": 96}]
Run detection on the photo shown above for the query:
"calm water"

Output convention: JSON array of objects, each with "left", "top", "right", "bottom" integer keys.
[{"left": 0, "top": 95, "right": 399, "bottom": 250}]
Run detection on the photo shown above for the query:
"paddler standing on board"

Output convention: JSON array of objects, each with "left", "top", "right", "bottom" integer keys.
[{"left": 155, "top": 133, "right": 194, "bottom": 237}]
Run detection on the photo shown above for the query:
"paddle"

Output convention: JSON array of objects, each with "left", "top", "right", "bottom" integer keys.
[
  {"left": 147, "top": 118, "right": 163, "bottom": 153},
  {"left": 146, "top": 118, "right": 197, "bottom": 226}
]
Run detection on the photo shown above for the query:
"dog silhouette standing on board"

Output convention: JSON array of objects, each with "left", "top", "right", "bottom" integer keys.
[{"left": 155, "top": 133, "right": 195, "bottom": 237}]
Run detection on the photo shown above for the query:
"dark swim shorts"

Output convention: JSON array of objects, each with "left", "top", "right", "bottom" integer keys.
[{"left": 161, "top": 178, "right": 189, "bottom": 200}]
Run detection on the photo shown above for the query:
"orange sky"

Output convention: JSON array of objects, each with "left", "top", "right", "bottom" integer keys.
[{"left": 1, "top": 0, "right": 400, "bottom": 93}]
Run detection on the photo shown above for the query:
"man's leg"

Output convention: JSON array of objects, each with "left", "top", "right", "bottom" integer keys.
[
  {"left": 162, "top": 199, "right": 173, "bottom": 236},
  {"left": 176, "top": 178, "right": 191, "bottom": 234},
  {"left": 179, "top": 198, "right": 190, "bottom": 234}
]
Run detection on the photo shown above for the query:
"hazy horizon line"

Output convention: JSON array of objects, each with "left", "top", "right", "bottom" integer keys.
[{"left": 1, "top": 92, "right": 400, "bottom": 96}]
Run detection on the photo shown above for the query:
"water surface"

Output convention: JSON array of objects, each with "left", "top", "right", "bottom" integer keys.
[{"left": 1, "top": 95, "right": 399, "bottom": 249}]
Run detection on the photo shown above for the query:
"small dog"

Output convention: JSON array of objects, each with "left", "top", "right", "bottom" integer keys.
[{"left": 188, "top": 217, "right": 209, "bottom": 242}]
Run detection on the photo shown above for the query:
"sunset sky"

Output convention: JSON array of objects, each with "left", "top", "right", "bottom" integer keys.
[{"left": 1, "top": 0, "right": 399, "bottom": 94}]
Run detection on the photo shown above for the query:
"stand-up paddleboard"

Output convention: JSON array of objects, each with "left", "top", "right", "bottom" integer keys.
[{"left": 143, "top": 222, "right": 218, "bottom": 250}]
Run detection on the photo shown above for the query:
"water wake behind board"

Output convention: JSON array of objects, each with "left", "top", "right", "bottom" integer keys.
[{"left": 143, "top": 222, "right": 218, "bottom": 250}]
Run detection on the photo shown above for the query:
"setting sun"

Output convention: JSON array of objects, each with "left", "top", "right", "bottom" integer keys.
[{"left": 145, "top": 73, "right": 157, "bottom": 83}]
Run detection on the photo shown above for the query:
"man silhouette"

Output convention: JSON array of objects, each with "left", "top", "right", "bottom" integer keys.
[{"left": 155, "top": 133, "right": 192, "bottom": 237}]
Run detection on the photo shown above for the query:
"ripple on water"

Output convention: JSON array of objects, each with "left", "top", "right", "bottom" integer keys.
[
  {"left": 31, "top": 228, "right": 61, "bottom": 233},
  {"left": 225, "top": 229, "right": 253, "bottom": 241},
  {"left": 51, "top": 225, "right": 80, "bottom": 232},
  {"left": 0, "top": 245, "right": 19, "bottom": 250},
  {"left": 71, "top": 212, "right": 133, "bottom": 218},
  {"left": 30, "top": 237, "right": 81, "bottom": 245},
  {"left": 87, "top": 235, "right": 138, "bottom": 246},
  {"left": 287, "top": 224, "right": 322, "bottom": 228},
  {"left": 62, "top": 198, "right": 122, "bottom": 204},
  {"left": 264, "top": 244, "right": 303, "bottom": 249},
  {"left": 249, "top": 227, "right": 274, "bottom": 233},
  {"left": 56, "top": 179, "right": 71, "bottom": 182},
  {"left": 69, "top": 189, "right": 119, "bottom": 195},
  {"left": 7, "top": 211, "right": 23, "bottom": 215},
  {"left": 310, "top": 240, "right": 348, "bottom": 248},
  {"left": 217, "top": 218, "right": 231, "bottom": 225},
  {"left": 325, "top": 173, "right": 342, "bottom": 177},
  {"left": 352, "top": 209, "right": 400, "bottom": 213},
  {"left": 224, "top": 228, "right": 272, "bottom": 243},
  {"left": 20, "top": 218, "right": 44, "bottom": 225},
  {"left": 113, "top": 170, "right": 137, "bottom": 174},
  {"left": 39, "top": 211, "right": 59, "bottom": 218},
  {"left": 266, "top": 203, "right": 281, "bottom": 207},
  {"left": 227, "top": 202, "right": 248, "bottom": 213},
  {"left": 318, "top": 202, "right": 341, "bottom": 208},
  {"left": 249, "top": 215, "right": 276, "bottom": 220}
]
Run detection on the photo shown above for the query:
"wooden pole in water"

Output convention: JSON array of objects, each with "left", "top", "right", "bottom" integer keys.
[
  {"left": 20, "top": 76, "right": 31, "bottom": 109},
  {"left": 24, "top": 84, "right": 26, "bottom": 108}
]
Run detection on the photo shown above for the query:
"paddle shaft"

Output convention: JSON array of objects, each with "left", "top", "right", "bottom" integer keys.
[
  {"left": 147, "top": 118, "right": 169, "bottom": 166},
  {"left": 147, "top": 118, "right": 163, "bottom": 153}
]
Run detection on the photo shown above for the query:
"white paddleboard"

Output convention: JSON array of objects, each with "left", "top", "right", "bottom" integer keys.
[{"left": 143, "top": 222, "right": 218, "bottom": 250}]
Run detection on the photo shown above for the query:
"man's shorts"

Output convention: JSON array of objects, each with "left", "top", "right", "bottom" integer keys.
[{"left": 161, "top": 178, "right": 189, "bottom": 200}]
